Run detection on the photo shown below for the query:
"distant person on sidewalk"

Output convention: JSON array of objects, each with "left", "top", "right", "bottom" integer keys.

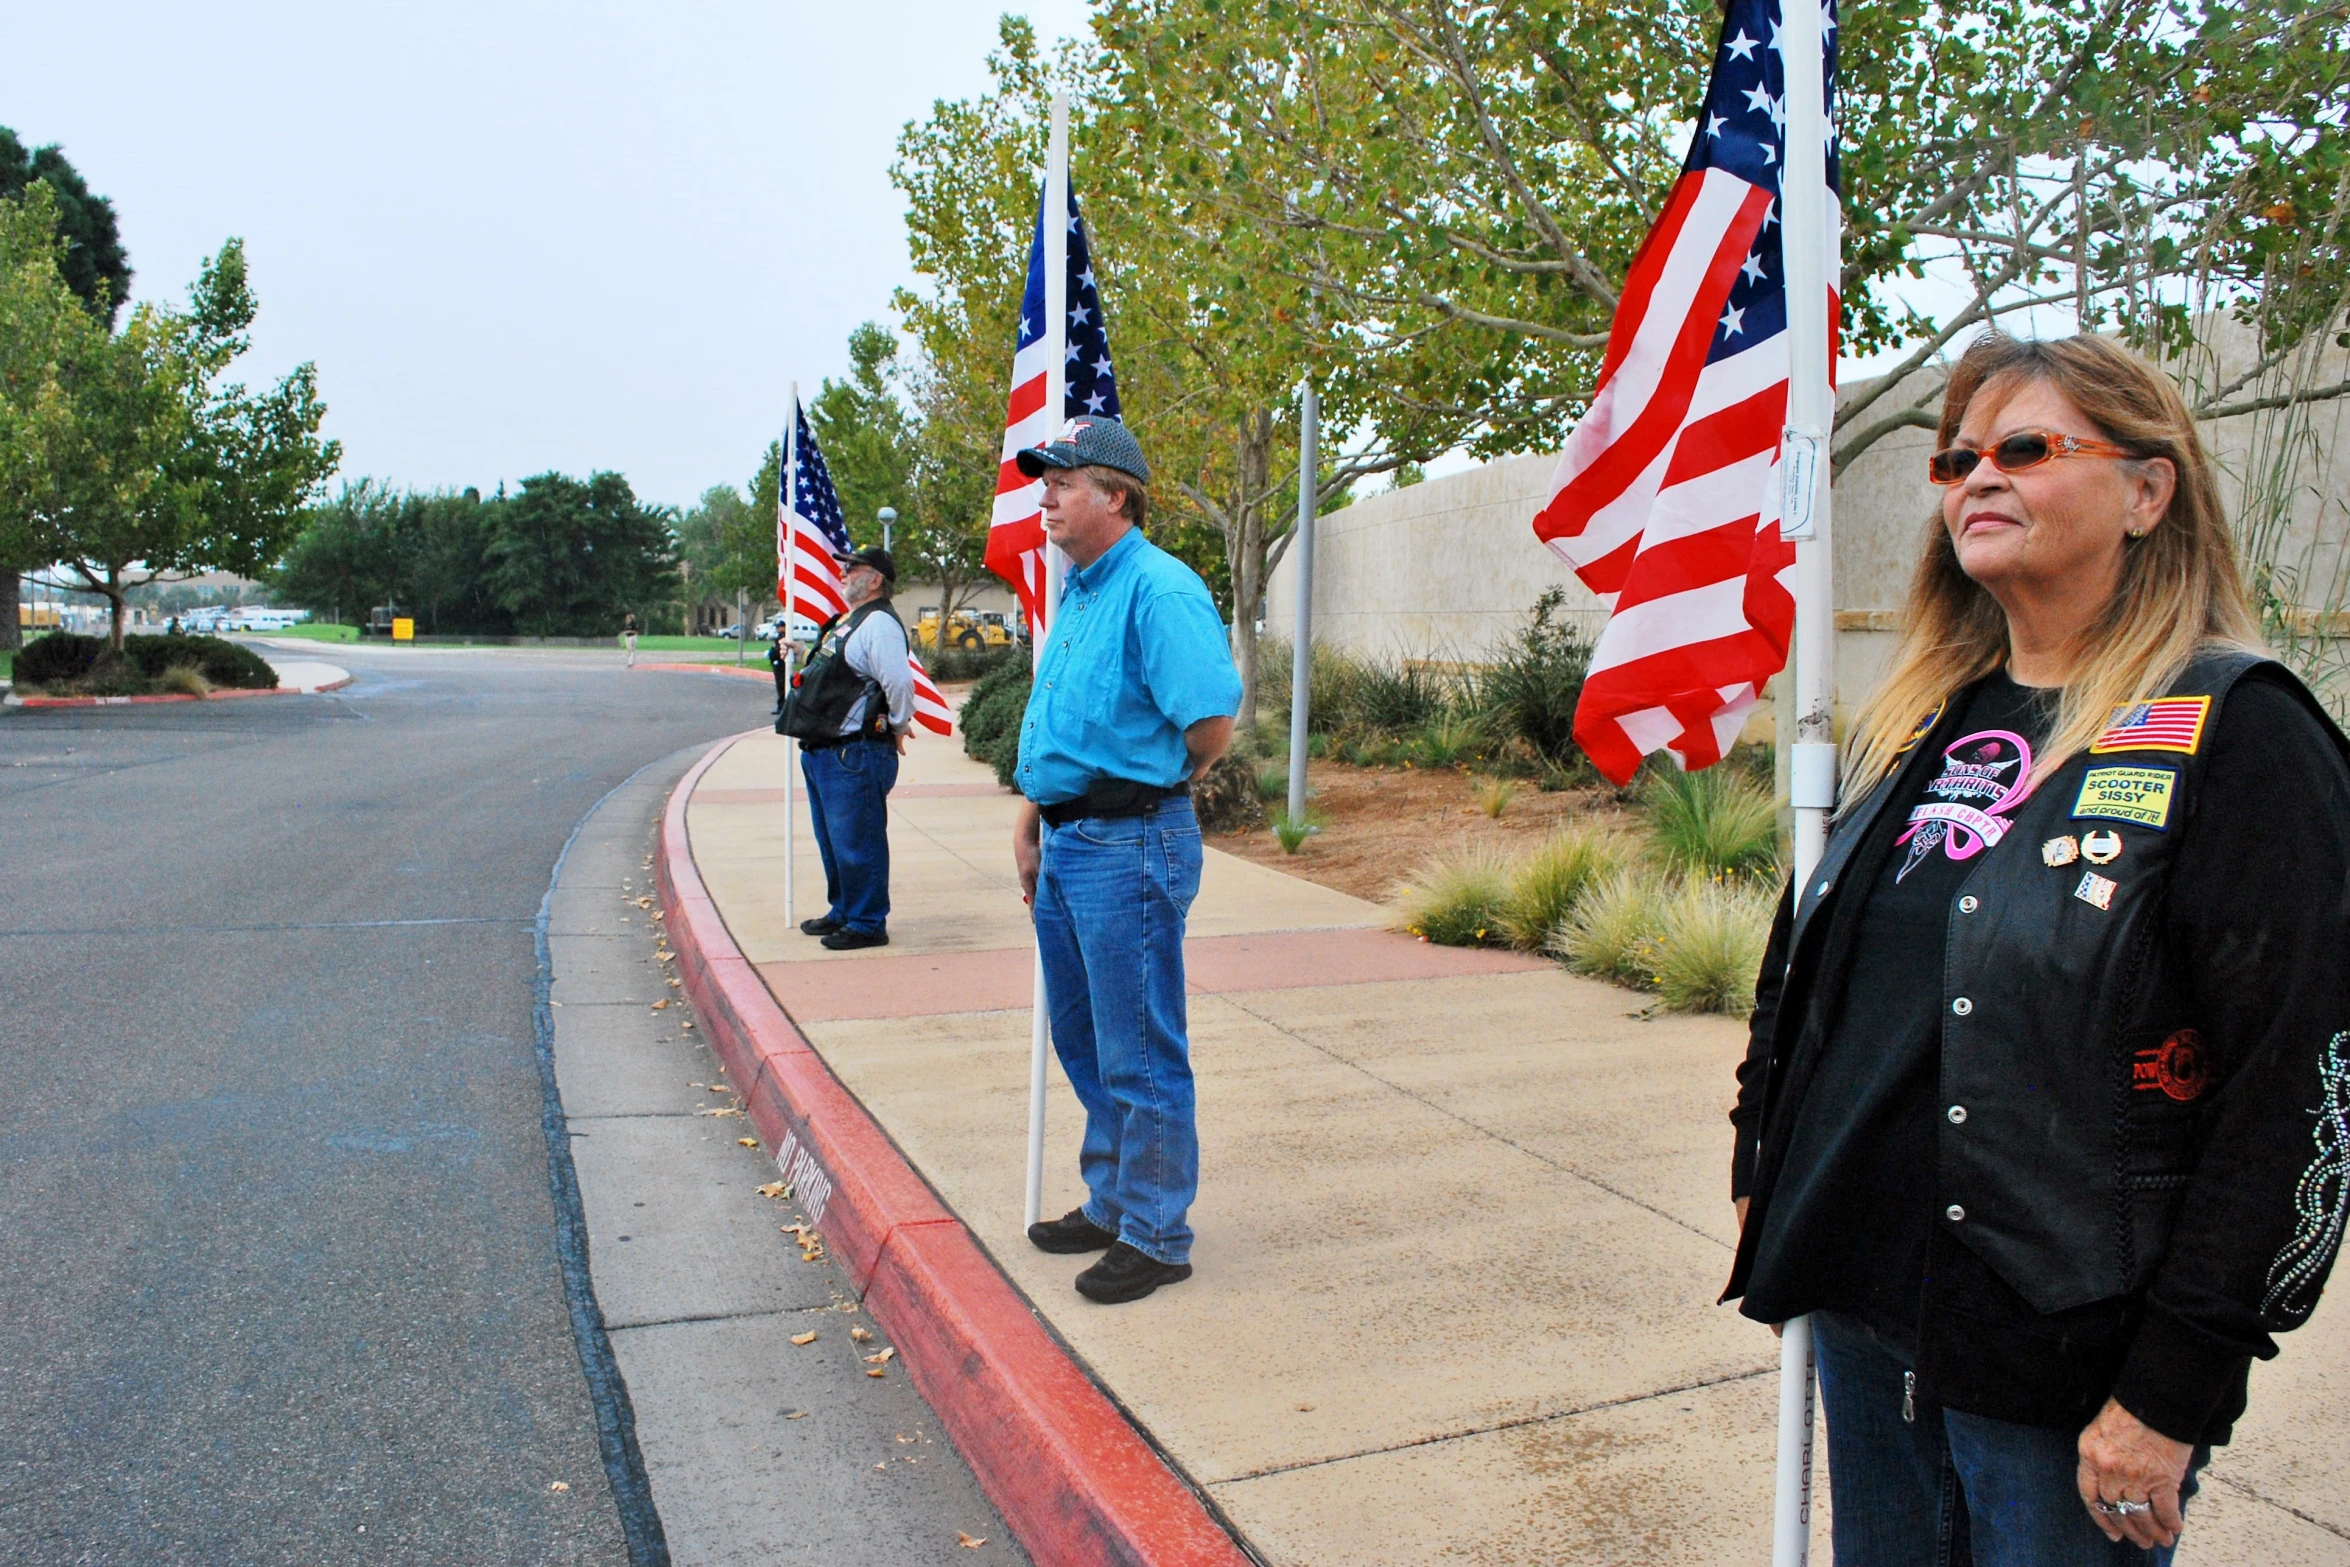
[
  {"left": 621, "top": 612, "right": 638, "bottom": 667},
  {"left": 1008, "top": 417, "right": 1240, "bottom": 1305},
  {"left": 779, "top": 546, "right": 913, "bottom": 951}
]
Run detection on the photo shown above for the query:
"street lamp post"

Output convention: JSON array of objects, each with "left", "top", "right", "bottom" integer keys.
[{"left": 876, "top": 506, "right": 897, "bottom": 553}]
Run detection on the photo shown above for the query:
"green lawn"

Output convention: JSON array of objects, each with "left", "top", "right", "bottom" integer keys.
[
  {"left": 633, "top": 634, "right": 757, "bottom": 654},
  {"left": 257, "top": 622, "right": 360, "bottom": 644}
]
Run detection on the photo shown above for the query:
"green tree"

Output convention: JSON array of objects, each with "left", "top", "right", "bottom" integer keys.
[
  {"left": 674, "top": 482, "right": 768, "bottom": 630},
  {"left": 0, "top": 128, "right": 131, "bottom": 325},
  {"left": 38, "top": 238, "right": 339, "bottom": 646},
  {"left": 270, "top": 481, "right": 509, "bottom": 635},
  {"left": 484, "top": 471, "right": 676, "bottom": 637}
]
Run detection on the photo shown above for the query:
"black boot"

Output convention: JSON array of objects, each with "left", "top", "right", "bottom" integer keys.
[
  {"left": 1075, "top": 1242, "right": 1192, "bottom": 1304},
  {"left": 1026, "top": 1209, "right": 1117, "bottom": 1255}
]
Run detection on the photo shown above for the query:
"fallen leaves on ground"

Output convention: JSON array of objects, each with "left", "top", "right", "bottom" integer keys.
[
  {"left": 850, "top": 1325, "right": 873, "bottom": 1342},
  {"left": 667, "top": 978, "right": 681, "bottom": 988},
  {"left": 863, "top": 1347, "right": 895, "bottom": 1366},
  {"left": 785, "top": 1409, "right": 809, "bottom": 1420},
  {"left": 865, "top": 1368, "right": 886, "bottom": 1379},
  {"left": 756, "top": 1181, "right": 789, "bottom": 1199},
  {"left": 548, "top": 1482, "right": 571, "bottom": 1494},
  {"left": 650, "top": 999, "right": 670, "bottom": 1011},
  {"left": 634, "top": 897, "right": 655, "bottom": 909},
  {"left": 958, "top": 1533, "right": 987, "bottom": 1548},
  {"left": 695, "top": 1105, "right": 744, "bottom": 1119},
  {"left": 790, "top": 1331, "right": 818, "bottom": 1346},
  {"left": 738, "top": 1137, "right": 760, "bottom": 1148}
]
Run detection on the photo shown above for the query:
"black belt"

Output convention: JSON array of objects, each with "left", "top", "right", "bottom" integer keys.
[
  {"left": 1040, "top": 780, "right": 1189, "bottom": 827},
  {"left": 799, "top": 730, "right": 886, "bottom": 752}
]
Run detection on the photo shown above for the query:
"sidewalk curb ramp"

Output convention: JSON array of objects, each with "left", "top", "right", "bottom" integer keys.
[{"left": 657, "top": 732, "right": 1255, "bottom": 1567}]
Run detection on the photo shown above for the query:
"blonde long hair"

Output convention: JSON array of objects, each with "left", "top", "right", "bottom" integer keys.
[{"left": 1842, "top": 333, "right": 2264, "bottom": 801}]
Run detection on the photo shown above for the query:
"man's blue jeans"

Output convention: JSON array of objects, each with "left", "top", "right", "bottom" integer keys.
[
  {"left": 1812, "top": 1312, "right": 2208, "bottom": 1567},
  {"left": 800, "top": 738, "right": 897, "bottom": 935},
  {"left": 1032, "top": 799, "right": 1203, "bottom": 1266}
]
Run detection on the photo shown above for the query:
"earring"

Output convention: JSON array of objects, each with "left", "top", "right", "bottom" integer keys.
[{"left": 2126, "top": 529, "right": 2145, "bottom": 539}]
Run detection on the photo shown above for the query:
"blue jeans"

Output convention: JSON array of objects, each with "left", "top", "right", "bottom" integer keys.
[
  {"left": 1813, "top": 1312, "right": 2207, "bottom": 1567},
  {"left": 800, "top": 738, "right": 897, "bottom": 935},
  {"left": 1032, "top": 799, "right": 1203, "bottom": 1265}
]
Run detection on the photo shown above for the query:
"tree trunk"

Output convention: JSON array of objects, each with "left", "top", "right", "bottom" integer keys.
[
  {"left": 107, "top": 574, "right": 127, "bottom": 651},
  {"left": 0, "top": 567, "right": 19, "bottom": 651},
  {"left": 1223, "top": 409, "right": 1275, "bottom": 736}
]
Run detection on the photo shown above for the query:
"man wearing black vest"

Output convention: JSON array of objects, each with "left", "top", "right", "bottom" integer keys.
[{"left": 777, "top": 547, "right": 913, "bottom": 951}]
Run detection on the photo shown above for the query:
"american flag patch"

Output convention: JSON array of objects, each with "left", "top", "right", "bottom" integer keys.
[{"left": 2090, "top": 696, "right": 2211, "bottom": 755}]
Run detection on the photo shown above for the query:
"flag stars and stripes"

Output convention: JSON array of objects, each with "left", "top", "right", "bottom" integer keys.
[{"left": 1529, "top": 0, "right": 1839, "bottom": 784}]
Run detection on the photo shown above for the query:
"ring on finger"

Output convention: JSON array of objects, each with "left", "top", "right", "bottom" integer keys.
[{"left": 2092, "top": 1498, "right": 2152, "bottom": 1517}]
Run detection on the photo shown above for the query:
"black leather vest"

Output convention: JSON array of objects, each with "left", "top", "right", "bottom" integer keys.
[
  {"left": 778, "top": 599, "right": 900, "bottom": 742},
  {"left": 1756, "top": 650, "right": 2335, "bottom": 1314}
]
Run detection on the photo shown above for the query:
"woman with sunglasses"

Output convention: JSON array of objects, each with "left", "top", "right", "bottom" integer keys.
[{"left": 1725, "top": 331, "right": 2350, "bottom": 1565}]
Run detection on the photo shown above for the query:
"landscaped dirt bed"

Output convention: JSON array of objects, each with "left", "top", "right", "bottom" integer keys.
[{"left": 1212, "top": 759, "right": 1639, "bottom": 905}]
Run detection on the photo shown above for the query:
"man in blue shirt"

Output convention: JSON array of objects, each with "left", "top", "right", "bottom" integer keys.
[{"left": 1010, "top": 417, "right": 1240, "bottom": 1304}]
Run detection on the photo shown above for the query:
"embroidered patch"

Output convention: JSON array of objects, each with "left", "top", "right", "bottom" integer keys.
[
  {"left": 1897, "top": 703, "right": 1947, "bottom": 756},
  {"left": 2074, "top": 766, "right": 2176, "bottom": 830},
  {"left": 1893, "top": 728, "right": 2033, "bottom": 882},
  {"left": 2090, "top": 696, "right": 2211, "bottom": 755},
  {"left": 2074, "top": 870, "right": 2117, "bottom": 910},
  {"left": 2262, "top": 1030, "right": 2350, "bottom": 1320},
  {"left": 2134, "top": 1028, "right": 2211, "bottom": 1102}
]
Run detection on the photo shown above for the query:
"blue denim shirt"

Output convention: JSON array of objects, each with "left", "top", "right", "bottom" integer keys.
[{"left": 1017, "top": 527, "right": 1241, "bottom": 805}]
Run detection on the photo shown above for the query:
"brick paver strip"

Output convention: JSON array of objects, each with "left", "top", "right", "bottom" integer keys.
[{"left": 660, "top": 731, "right": 1255, "bottom": 1567}]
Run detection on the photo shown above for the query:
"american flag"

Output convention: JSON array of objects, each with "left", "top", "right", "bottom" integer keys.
[
  {"left": 987, "top": 180, "right": 1121, "bottom": 630},
  {"left": 1532, "top": 0, "right": 1839, "bottom": 785},
  {"left": 2090, "top": 696, "right": 2209, "bottom": 755},
  {"left": 779, "top": 395, "right": 953, "bottom": 736}
]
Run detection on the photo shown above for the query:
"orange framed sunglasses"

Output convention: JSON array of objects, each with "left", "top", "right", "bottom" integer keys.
[{"left": 1927, "top": 430, "right": 2134, "bottom": 485}]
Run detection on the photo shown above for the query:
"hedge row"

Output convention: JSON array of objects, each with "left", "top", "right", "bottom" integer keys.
[{"left": 12, "top": 632, "right": 279, "bottom": 693}]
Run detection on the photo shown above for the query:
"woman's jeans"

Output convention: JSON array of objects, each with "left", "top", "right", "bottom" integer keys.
[
  {"left": 1812, "top": 1312, "right": 2208, "bottom": 1567},
  {"left": 800, "top": 737, "right": 898, "bottom": 935},
  {"left": 1031, "top": 800, "right": 1203, "bottom": 1266}
]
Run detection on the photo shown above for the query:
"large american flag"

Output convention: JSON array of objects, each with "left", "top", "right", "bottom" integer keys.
[
  {"left": 987, "top": 180, "right": 1121, "bottom": 630},
  {"left": 779, "top": 396, "right": 953, "bottom": 736},
  {"left": 1533, "top": 0, "right": 1839, "bottom": 785}
]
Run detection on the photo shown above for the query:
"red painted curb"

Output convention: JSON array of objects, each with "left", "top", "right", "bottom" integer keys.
[
  {"left": 658, "top": 732, "right": 1254, "bottom": 1567},
  {"left": 7, "top": 684, "right": 299, "bottom": 708}
]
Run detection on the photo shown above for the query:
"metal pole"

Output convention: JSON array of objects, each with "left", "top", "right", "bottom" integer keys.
[
  {"left": 1285, "top": 380, "right": 1319, "bottom": 825},
  {"left": 783, "top": 383, "right": 799, "bottom": 928},
  {"left": 1024, "top": 91, "right": 1072, "bottom": 1231},
  {"left": 878, "top": 506, "right": 896, "bottom": 554},
  {"left": 1773, "top": 0, "right": 1837, "bottom": 1562}
]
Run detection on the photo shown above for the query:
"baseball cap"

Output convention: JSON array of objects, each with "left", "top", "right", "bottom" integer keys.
[
  {"left": 1014, "top": 416, "right": 1151, "bottom": 485},
  {"left": 833, "top": 545, "right": 897, "bottom": 583}
]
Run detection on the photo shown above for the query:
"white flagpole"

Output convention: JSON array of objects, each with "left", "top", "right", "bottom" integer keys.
[
  {"left": 1773, "top": 1, "right": 1837, "bottom": 1562},
  {"left": 783, "top": 383, "right": 799, "bottom": 928},
  {"left": 1024, "top": 91, "right": 1072, "bottom": 1231}
]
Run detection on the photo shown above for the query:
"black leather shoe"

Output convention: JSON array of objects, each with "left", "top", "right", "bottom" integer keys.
[
  {"left": 1075, "top": 1242, "right": 1192, "bottom": 1304},
  {"left": 1026, "top": 1208, "right": 1118, "bottom": 1255},
  {"left": 799, "top": 916, "right": 841, "bottom": 936},
  {"left": 819, "top": 928, "right": 889, "bottom": 951}
]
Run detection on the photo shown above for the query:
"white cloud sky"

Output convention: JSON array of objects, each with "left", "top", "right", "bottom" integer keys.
[{"left": 4, "top": 2, "right": 1093, "bottom": 512}]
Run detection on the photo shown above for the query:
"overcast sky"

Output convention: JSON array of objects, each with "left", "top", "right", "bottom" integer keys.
[{"left": 4, "top": 2, "right": 1093, "bottom": 513}]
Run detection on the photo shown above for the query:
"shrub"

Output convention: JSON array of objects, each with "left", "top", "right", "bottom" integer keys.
[
  {"left": 1496, "top": 826, "right": 1628, "bottom": 951},
  {"left": 157, "top": 666, "right": 212, "bottom": 698},
  {"left": 1404, "top": 711, "right": 1485, "bottom": 768},
  {"left": 957, "top": 659, "right": 1032, "bottom": 786},
  {"left": 924, "top": 642, "right": 1019, "bottom": 684},
  {"left": 1549, "top": 869, "right": 1672, "bottom": 984},
  {"left": 13, "top": 632, "right": 104, "bottom": 688},
  {"left": 1269, "top": 806, "right": 1325, "bottom": 854},
  {"left": 1469, "top": 588, "right": 1593, "bottom": 767},
  {"left": 1475, "top": 778, "right": 1518, "bottom": 818},
  {"left": 1650, "top": 876, "right": 1776, "bottom": 1015},
  {"left": 1191, "top": 752, "right": 1263, "bottom": 832},
  {"left": 1641, "top": 766, "right": 1780, "bottom": 875},
  {"left": 1392, "top": 844, "right": 1513, "bottom": 946},
  {"left": 1348, "top": 658, "right": 1450, "bottom": 734},
  {"left": 1254, "top": 761, "right": 1290, "bottom": 802},
  {"left": 123, "top": 635, "right": 277, "bottom": 690}
]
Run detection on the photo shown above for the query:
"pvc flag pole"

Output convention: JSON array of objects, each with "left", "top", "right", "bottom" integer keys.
[
  {"left": 1773, "top": 0, "right": 1838, "bottom": 1561},
  {"left": 1023, "top": 91, "right": 1072, "bottom": 1232},
  {"left": 1285, "top": 379, "right": 1318, "bottom": 826},
  {"left": 782, "top": 381, "right": 799, "bottom": 928}
]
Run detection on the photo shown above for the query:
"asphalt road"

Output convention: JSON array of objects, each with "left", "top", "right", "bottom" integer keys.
[{"left": 0, "top": 646, "right": 1008, "bottom": 1564}]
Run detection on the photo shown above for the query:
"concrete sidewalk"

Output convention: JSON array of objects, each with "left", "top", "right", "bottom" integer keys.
[{"left": 682, "top": 728, "right": 2349, "bottom": 1565}]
